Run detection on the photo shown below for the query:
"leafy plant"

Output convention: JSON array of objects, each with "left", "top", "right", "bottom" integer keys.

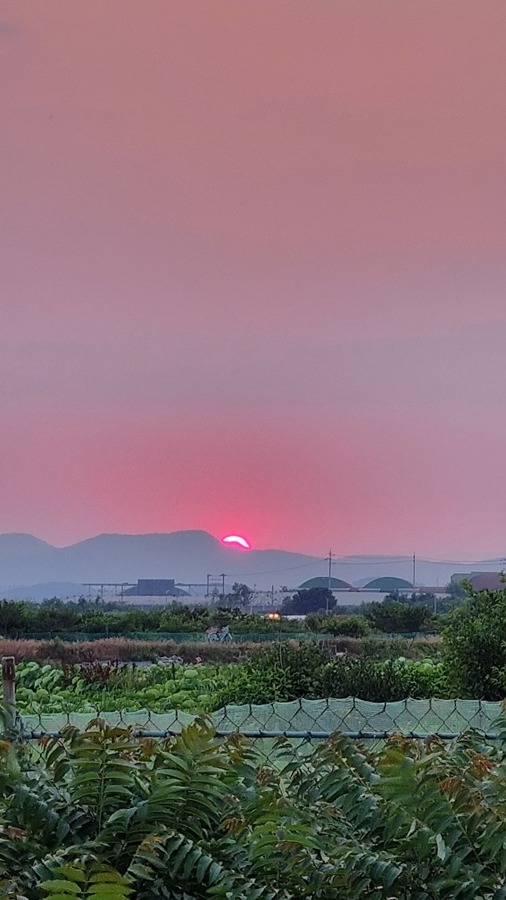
[
  {"left": 0, "top": 719, "right": 506, "bottom": 897},
  {"left": 321, "top": 658, "right": 450, "bottom": 701},
  {"left": 215, "top": 643, "right": 329, "bottom": 705}
]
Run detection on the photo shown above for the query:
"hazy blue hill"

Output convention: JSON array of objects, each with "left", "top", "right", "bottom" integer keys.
[
  {"left": 0, "top": 533, "right": 57, "bottom": 584},
  {"left": 0, "top": 530, "right": 503, "bottom": 591},
  {"left": 55, "top": 532, "right": 321, "bottom": 585},
  {"left": 0, "top": 533, "right": 54, "bottom": 555},
  {"left": 0, "top": 582, "right": 85, "bottom": 601},
  {"left": 58, "top": 531, "right": 236, "bottom": 583}
]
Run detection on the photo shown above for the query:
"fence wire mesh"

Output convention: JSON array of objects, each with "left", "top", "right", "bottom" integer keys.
[
  {"left": 12, "top": 697, "right": 505, "bottom": 749},
  {"left": 7, "top": 630, "right": 321, "bottom": 643}
]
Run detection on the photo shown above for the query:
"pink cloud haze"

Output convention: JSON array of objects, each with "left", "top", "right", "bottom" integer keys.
[{"left": 1, "top": 1, "right": 506, "bottom": 556}]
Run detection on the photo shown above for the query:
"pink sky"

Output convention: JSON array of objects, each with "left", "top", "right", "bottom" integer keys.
[{"left": 1, "top": 1, "right": 506, "bottom": 557}]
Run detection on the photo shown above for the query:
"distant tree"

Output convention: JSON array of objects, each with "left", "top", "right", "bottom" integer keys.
[
  {"left": 446, "top": 580, "right": 468, "bottom": 600},
  {"left": 282, "top": 588, "right": 335, "bottom": 616},
  {"left": 365, "top": 600, "right": 432, "bottom": 633},
  {"left": 384, "top": 591, "right": 437, "bottom": 609},
  {"left": 444, "top": 586, "right": 506, "bottom": 698},
  {"left": 0, "top": 601, "right": 31, "bottom": 636},
  {"left": 227, "top": 583, "right": 253, "bottom": 609}
]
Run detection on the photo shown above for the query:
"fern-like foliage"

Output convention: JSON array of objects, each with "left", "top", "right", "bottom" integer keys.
[
  {"left": 39, "top": 863, "right": 132, "bottom": 900},
  {"left": 1, "top": 720, "right": 506, "bottom": 898}
]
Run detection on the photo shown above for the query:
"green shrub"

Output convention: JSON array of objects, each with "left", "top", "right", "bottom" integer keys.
[
  {"left": 443, "top": 586, "right": 506, "bottom": 699},
  {"left": 364, "top": 599, "right": 433, "bottom": 633},
  {"left": 354, "top": 636, "right": 442, "bottom": 662},
  {"left": 216, "top": 642, "right": 328, "bottom": 705},
  {"left": 321, "top": 658, "right": 450, "bottom": 702},
  {"left": 325, "top": 614, "right": 370, "bottom": 637},
  {"left": 355, "top": 636, "right": 414, "bottom": 660}
]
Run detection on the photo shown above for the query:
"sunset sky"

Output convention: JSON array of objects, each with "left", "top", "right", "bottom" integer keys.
[{"left": 1, "top": 1, "right": 506, "bottom": 557}]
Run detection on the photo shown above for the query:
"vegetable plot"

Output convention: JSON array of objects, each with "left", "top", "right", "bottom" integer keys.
[{"left": 14, "top": 660, "right": 230, "bottom": 714}]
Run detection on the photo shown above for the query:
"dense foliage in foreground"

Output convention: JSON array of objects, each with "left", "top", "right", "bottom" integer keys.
[{"left": 1, "top": 718, "right": 506, "bottom": 898}]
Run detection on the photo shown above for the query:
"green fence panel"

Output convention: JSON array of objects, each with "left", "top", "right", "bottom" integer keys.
[{"left": 19, "top": 697, "right": 505, "bottom": 740}]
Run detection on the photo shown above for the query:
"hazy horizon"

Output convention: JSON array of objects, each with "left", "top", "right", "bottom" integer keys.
[
  {"left": 1, "top": 2, "right": 506, "bottom": 557},
  {"left": 1, "top": 528, "right": 505, "bottom": 566}
]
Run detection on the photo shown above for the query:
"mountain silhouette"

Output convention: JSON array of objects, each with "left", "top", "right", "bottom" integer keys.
[{"left": 0, "top": 530, "right": 501, "bottom": 593}]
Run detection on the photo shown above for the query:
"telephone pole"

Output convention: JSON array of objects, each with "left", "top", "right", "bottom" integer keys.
[{"left": 412, "top": 553, "right": 416, "bottom": 589}]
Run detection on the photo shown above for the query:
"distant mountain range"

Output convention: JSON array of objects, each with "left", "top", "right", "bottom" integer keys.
[{"left": 0, "top": 531, "right": 503, "bottom": 599}]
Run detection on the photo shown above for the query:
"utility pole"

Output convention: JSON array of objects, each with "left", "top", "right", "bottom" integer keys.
[
  {"left": 2, "top": 656, "right": 16, "bottom": 732},
  {"left": 412, "top": 553, "right": 416, "bottom": 590},
  {"left": 206, "top": 574, "right": 210, "bottom": 598},
  {"left": 326, "top": 549, "right": 333, "bottom": 614},
  {"left": 220, "top": 573, "right": 226, "bottom": 598}
]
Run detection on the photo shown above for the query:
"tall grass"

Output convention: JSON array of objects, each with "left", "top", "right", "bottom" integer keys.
[
  {"left": 0, "top": 634, "right": 441, "bottom": 664},
  {"left": 0, "top": 637, "right": 268, "bottom": 663}
]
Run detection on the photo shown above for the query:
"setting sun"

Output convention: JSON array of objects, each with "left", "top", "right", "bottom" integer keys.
[{"left": 222, "top": 535, "right": 251, "bottom": 550}]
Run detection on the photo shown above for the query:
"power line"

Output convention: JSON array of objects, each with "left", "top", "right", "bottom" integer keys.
[
  {"left": 220, "top": 553, "right": 506, "bottom": 583},
  {"left": 231, "top": 559, "right": 326, "bottom": 578}
]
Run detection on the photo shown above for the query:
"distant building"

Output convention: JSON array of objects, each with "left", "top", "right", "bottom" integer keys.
[
  {"left": 450, "top": 573, "right": 472, "bottom": 584},
  {"left": 124, "top": 579, "right": 187, "bottom": 597},
  {"left": 298, "top": 576, "right": 352, "bottom": 590},
  {"left": 451, "top": 572, "right": 506, "bottom": 591},
  {"left": 468, "top": 572, "right": 505, "bottom": 591}
]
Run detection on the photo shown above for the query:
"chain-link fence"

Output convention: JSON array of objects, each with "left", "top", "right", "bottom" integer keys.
[{"left": 4, "top": 630, "right": 324, "bottom": 643}]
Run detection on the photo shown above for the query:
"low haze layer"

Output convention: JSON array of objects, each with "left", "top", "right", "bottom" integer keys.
[{"left": 1, "top": 2, "right": 505, "bottom": 556}]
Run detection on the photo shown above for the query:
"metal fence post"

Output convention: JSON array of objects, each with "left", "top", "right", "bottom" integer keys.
[{"left": 1, "top": 656, "right": 16, "bottom": 732}]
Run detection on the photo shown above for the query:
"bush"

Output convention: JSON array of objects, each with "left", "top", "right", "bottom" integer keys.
[
  {"left": 321, "top": 658, "right": 450, "bottom": 702},
  {"left": 305, "top": 612, "right": 369, "bottom": 637},
  {"left": 216, "top": 643, "right": 450, "bottom": 705},
  {"left": 325, "top": 615, "right": 370, "bottom": 637},
  {"left": 365, "top": 599, "right": 433, "bottom": 633},
  {"left": 443, "top": 586, "right": 506, "bottom": 699},
  {"left": 217, "top": 642, "right": 328, "bottom": 705}
]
